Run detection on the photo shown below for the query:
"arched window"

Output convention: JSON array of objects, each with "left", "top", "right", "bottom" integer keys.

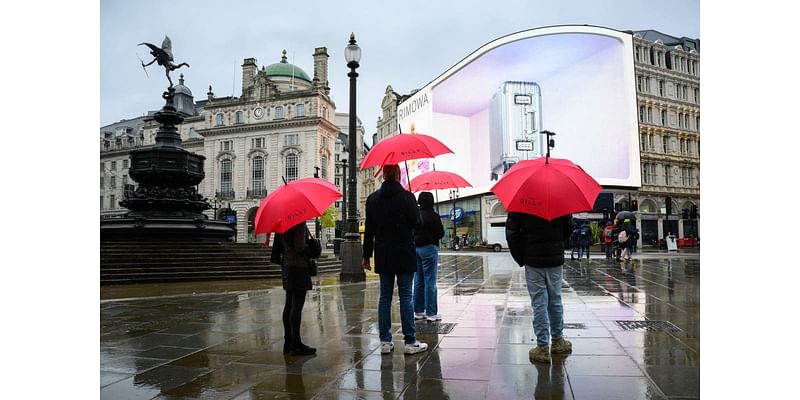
[
  {"left": 215, "top": 113, "right": 224, "bottom": 127},
  {"left": 252, "top": 156, "right": 265, "bottom": 196},
  {"left": 285, "top": 153, "right": 298, "bottom": 182},
  {"left": 275, "top": 106, "right": 284, "bottom": 120}
]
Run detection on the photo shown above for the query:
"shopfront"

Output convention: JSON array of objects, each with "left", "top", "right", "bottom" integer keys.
[{"left": 438, "top": 196, "right": 482, "bottom": 249}]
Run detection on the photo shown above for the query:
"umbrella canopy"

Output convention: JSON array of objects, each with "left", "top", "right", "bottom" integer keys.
[
  {"left": 491, "top": 157, "right": 602, "bottom": 221},
  {"left": 253, "top": 177, "right": 342, "bottom": 235},
  {"left": 359, "top": 133, "right": 453, "bottom": 170},
  {"left": 409, "top": 170, "right": 472, "bottom": 192},
  {"left": 615, "top": 210, "right": 636, "bottom": 223}
]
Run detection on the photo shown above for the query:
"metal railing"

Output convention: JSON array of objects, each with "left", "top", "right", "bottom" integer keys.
[
  {"left": 216, "top": 190, "right": 235, "bottom": 200},
  {"left": 247, "top": 188, "right": 267, "bottom": 198}
]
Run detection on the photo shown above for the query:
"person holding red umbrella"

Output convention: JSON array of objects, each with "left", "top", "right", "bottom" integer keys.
[{"left": 362, "top": 164, "right": 428, "bottom": 355}]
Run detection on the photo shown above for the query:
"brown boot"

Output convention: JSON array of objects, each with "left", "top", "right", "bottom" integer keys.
[{"left": 529, "top": 345, "right": 551, "bottom": 364}]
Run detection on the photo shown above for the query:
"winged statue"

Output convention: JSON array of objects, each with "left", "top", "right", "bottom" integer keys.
[{"left": 138, "top": 35, "right": 190, "bottom": 87}]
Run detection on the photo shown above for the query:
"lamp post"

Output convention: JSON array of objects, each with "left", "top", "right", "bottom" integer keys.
[
  {"left": 449, "top": 189, "right": 460, "bottom": 250},
  {"left": 340, "top": 33, "right": 365, "bottom": 282},
  {"left": 313, "top": 167, "right": 321, "bottom": 238}
]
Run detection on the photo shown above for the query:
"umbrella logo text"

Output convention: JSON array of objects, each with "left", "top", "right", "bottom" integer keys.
[
  {"left": 519, "top": 197, "right": 542, "bottom": 207},
  {"left": 399, "top": 148, "right": 421, "bottom": 157},
  {"left": 287, "top": 208, "right": 308, "bottom": 220}
]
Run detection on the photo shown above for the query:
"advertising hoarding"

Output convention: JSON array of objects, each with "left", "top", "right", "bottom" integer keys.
[{"left": 397, "top": 25, "right": 641, "bottom": 197}]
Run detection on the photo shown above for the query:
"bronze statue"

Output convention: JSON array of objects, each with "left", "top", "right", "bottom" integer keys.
[{"left": 138, "top": 35, "right": 189, "bottom": 87}]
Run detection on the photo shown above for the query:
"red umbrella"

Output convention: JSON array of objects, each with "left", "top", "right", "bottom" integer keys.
[
  {"left": 359, "top": 133, "right": 453, "bottom": 170},
  {"left": 409, "top": 170, "right": 472, "bottom": 192},
  {"left": 253, "top": 177, "right": 342, "bottom": 235},
  {"left": 490, "top": 157, "right": 602, "bottom": 221}
]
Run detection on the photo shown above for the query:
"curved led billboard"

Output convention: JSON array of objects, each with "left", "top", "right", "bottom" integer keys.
[{"left": 397, "top": 25, "right": 641, "bottom": 197}]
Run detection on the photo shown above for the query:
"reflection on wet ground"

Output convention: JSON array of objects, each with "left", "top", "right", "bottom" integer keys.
[{"left": 101, "top": 252, "right": 699, "bottom": 399}]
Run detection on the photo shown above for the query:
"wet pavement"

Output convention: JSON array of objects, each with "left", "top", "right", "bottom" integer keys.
[{"left": 101, "top": 251, "right": 699, "bottom": 399}]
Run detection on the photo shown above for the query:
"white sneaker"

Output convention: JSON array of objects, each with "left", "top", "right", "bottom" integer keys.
[
  {"left": 404, "top": 341, "right": 428, "bottom": 354},
  {"left": 414, "top": 312, "right": 426, "bottom": 320},
  {"left": 426, "top": 314, "right": 442, "bottom": 322},
  {"left": 380, "top": 342, "right": 394, "bottom": 354}
]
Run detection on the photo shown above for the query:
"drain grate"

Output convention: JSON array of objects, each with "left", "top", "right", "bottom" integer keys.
[
  {"left": 563, "top": 323, "right": 588, "bottom": 330},
  {"left": 415, "top": 322, "right": 456, "bottom": 334},
  {"left": 616, "top": 320, "right": 682, "bottom": 332}
]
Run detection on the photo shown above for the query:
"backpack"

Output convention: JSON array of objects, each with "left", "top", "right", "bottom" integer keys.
[
  {"left": 580, "top": 226, "right": 590, "bottom": 237},
  {"left": 618, "top": 230, "right": 628, "bottom": 243},
  {"left": 603, "top": 226, "right": 614, "bottom": 240}
]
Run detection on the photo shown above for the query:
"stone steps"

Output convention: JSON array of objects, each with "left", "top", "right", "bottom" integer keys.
[{"left": 101, "top": 241, "right": 341, "bottom": 285}]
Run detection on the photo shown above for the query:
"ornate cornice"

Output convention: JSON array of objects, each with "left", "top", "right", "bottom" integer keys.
[{"left": 198, "top": 117, "right": 338, "bottom": 137}]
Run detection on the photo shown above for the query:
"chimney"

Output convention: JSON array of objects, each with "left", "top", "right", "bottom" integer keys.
[
  {"left": 313, "top": 47, "right": 329, "bottom": 94},
  {"left": 242, "top": 58, "right": 257, "bottom": 96}
]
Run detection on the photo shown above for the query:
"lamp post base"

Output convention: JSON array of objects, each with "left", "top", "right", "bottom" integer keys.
[{"left": 339, "top": 240, "right": 365, "bottom": 282}]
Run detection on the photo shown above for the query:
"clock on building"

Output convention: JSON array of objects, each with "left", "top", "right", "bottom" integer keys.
[{"left": 253, "top": 107, "right": 264, "bottom": 120}]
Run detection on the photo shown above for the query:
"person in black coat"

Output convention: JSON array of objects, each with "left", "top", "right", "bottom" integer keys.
[
  {"left": 413, "top": 191, "right": 446, "bottom": 322},
  {"left": 270, "top": 222, "right": 315, "bottom": 356},
  {"left": 506, "top": 211, "right": 574, "bottom": 364},
  {"left": 362, "top": 164, "right": 428, "bottom": 355}
]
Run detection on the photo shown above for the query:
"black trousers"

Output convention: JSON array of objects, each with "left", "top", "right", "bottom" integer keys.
[{"left": 283, "top": 289, "right": 307, "bottom": 348}]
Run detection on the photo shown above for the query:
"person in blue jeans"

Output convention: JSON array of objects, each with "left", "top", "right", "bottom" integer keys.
[
  {"left": 413, "top": 192, "right": 445, "bottom": 322},
  {"left": 362, "top": 164, "right": 429, "bottom": 355},
  {"left": 506, "top": 211, "right": 574, "bottom": 364}
]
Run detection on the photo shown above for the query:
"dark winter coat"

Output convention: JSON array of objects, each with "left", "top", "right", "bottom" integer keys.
[
  {"left": 414, "top": 192, "right": 445, "bottom": 247},
  {"left": 270, "top": 223, "right": 312, "bottom": 291},
  {"left": 506, "top": 212, "right": 574, "bottom": 268},
  {"left": 362, "top": 180, "right": 422, "bottom": 274}
]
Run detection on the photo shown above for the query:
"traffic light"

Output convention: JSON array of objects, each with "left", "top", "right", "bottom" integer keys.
[
  {"left": 631, "top": 199, "right": 638, "bottom": 211},
  {"left": 682, "top": 209, "right": 689, "bottom": 220},
  {"left": 690, "top": 205, "right": 698, "bottom": 219},
  {"left": 665, "top": 196, "right": 672, "bottom": 215}
]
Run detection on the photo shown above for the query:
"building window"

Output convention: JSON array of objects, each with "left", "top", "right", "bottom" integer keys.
[
  {"left": 275, "top": 106, "right": 284, "bottom": 119},
  {"left": 236, "top": 111, "right": 244, "bottom": 124},
  {"left": 335, "top": 177, "right": 340, "bottom": 186},
  {"left": 639, "top": 106, "right": 646, "bottom": 122},
  {"left": 122, "top": 175, "right": 128, "bottom": 187},
  {"left": 321, "top": 155, "right": 328, "bottom": 179},
  {"left": 111, "top": 161, "right": 117, "bottom": 171},
  {"left": 220, "top": 159, "right": 233, "bottom": 194},
  {"left": 100, "top": 177, "right": 104, "bottom": 189},
  {"left": 661, "top": 110, "right": 667, "bottom": 126},
  {"left": 123, "top": 159, "right": 129, "bottom": 169},
  {"left": 221, "top": 140, "right": 233, "bottom": 152},
  {"left": 694, "top": 88, "right": 699, "bottom": 103},
  {"left": 659, "top": 80, "right": 665, "bottom": 96},
  {"left": 285, "top": 153, "right": 298, "bottom": 182},
  {"left": 100, "top": 196, "right": 104, "bottom": 210},
  {"left": 678, "top": 113, "right": 683, "bottom": 129},
  {"left": 110, "top": 176, "right": 116, "bottom": 189},
  {"left": 664, "top": 165, "right": 671, "bottom": 186},
  {"left": 101, "top": 162, "right": 105, "bottom": 172},
  {"left": 252, "top": 156, "right": 265, "bottom": 195},
  {"left": 637, "top": 76, "right": 643, "bottom": 92},
  {"left": 696, "top": 116, "right": 700, "bottom": 131},
  {"left": 216, "top": 113, "right": 224, "bottom": 127},
  {"left": 252, "top": 137, "right": 265, "bottom": 148},
  {"left": 662, "top": 136, "right": 669, "bottom": 153},
  {"left": 109, "top": 195, "right": 116, "bottom": 209},
  {"left": 285, "top": 134, "right": 298, "bottom": 146},
  {"left": 647, "top": 107, "right": 653, "bottom": 123},
  {"left": 296, "top": 104, "right": 305, "bottom": 117},
  {"left": 681, "top": 167, "right": 693, "bottom": 186}
]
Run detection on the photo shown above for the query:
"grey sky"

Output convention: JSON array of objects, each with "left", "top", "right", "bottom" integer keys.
[{"left": 100, "top": 0, "right": 699, "bottom": 143}]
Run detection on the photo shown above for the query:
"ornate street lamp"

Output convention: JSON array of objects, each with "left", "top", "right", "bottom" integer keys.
[{"left": 340, "top": 33, "right": 365, "bottom": 282}]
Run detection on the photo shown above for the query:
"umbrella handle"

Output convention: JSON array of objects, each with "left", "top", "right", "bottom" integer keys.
[{"left": 404, "top": 160, "right": 411, "bottom": 191}]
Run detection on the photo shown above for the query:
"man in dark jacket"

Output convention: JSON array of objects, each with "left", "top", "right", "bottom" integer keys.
[
  {"left": 506, "top": 211, "right": 574, "bottom": 364},
  {"left": 413, "top": 191, "right": 445, "bottom": 322},
  {"left": 362, "top": 164, "right": 428, "bottom": 355}
]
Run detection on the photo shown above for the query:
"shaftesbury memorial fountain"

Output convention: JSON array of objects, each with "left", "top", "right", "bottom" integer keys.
[{"left": 100, "top": 36, "right": 236, "bottom": 241}]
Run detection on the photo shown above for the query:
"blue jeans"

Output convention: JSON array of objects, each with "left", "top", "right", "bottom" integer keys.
[
  {"left": 525, "top": 265, "right": 565, "bottom": 347},
  {"left": 379, "top": 272, "right": 416, "bottom": 344},
  {"left": 414, "top": 245, "right": 439, "bottom": 316}
]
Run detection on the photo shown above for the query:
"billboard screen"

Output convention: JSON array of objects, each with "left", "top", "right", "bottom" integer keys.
[{"left": 397, "top": 25, "right": 640, "bottom": 197}]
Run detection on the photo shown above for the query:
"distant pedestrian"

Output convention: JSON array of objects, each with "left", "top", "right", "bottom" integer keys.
[
  {"left": 506, "top": 211, "right": 574, "bottom": 364},
  {"left": 271, "top": 223, "right": 316, "bottom": 356},
  {"left": 362, "top": 164, "right": 428, "bottom": 355},
  {"left": 413, "top": 191, "right": 445, "bottom": 322},
  {"left": 619, "top": 219, "right": 634, "bottom": 261},
  {"left": 569, "top": 226, "right": 580, "bottom": 260},
  {"left": 601, "top": 222, "right": 615, "bottom": 259},
  {"left": 577, "top": 221, "right": 592, "bottom": 260}
]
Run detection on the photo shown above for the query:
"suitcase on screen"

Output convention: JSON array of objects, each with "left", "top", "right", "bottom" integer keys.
[{"left": 489, "top": 81, "right": 544, "bottom": 178}]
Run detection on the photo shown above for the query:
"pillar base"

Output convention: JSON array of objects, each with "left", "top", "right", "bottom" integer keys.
[{"left": 339, "top": 240, "right": 365, "bottom": 282}]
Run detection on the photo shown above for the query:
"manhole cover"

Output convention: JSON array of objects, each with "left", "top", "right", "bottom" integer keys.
[
  {"left": 563, "top": 323, "right": 587, "bottom": 329},
  {"left": 415, "top": 322, "right": 456, "bottom": 334},
  {"left": 615, "top": 320, "right": 682, "bottom": 332}
]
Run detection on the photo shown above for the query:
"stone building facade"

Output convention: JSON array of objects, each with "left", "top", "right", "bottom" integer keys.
[{"left": 101, "top": 48, "right": 367, "bottom": 243}]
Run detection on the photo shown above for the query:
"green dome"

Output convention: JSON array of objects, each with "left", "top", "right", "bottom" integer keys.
[{"left": 263, "top": 50, "right": 311, "bottom": 82}]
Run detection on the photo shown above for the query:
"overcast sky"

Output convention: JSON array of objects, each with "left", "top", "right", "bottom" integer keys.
[{"left": 100, "top": 0, "right": 699, "bottom": 143}]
